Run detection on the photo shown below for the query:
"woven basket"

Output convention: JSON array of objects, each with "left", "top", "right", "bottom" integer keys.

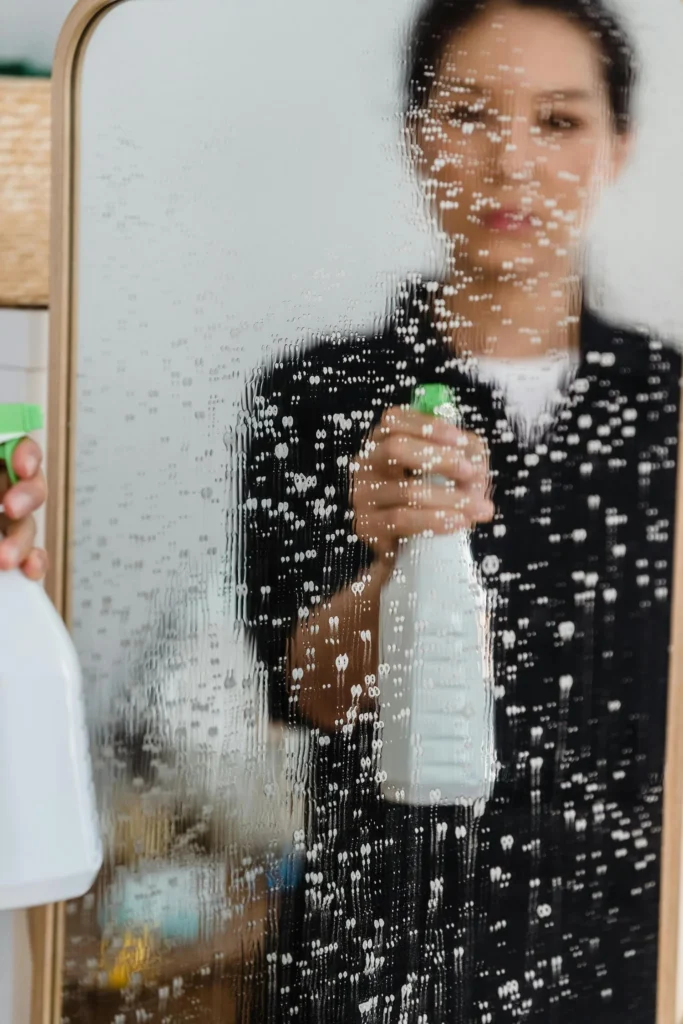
[{"left": 0, "top": 77, "right": 51, "bottom": 308}]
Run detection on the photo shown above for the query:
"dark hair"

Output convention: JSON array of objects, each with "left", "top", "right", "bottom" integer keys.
[{"left": 407, "top": 0, "right": 637, "bottom": 134}]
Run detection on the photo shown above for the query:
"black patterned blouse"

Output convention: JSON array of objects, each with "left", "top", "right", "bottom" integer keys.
[{"left": 242, "top": 282, "right": 681, "bottom": 1024}]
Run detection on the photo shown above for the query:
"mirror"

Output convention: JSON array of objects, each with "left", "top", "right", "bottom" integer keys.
[{"left": 47, "top": 0, "right": 683, "bottom": 1021}]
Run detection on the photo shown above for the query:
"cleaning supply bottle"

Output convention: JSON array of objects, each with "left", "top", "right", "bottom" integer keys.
[
  {"left": 0, "top": 405, "right": 102, "bottom": 909},
  {"left": 379, "top": 384, "right": 497, "bottom": 806}
]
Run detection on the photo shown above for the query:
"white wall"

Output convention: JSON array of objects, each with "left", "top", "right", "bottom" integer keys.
[{"left": 0, "top": 0, "right": 73, "bottom": 67}]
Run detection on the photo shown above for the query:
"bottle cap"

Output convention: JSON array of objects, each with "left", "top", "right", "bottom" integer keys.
[
  {"left": 0, "top": 404, "right": 44, "bottom": 485},
  {"left": 0, "top": 404, "right": 43, "bottom": 435},
  {"left": 411, "top": 384, "right": 458, "bottom": 418}
]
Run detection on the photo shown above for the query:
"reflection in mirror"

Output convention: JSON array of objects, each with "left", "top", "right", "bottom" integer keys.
[{"left": 58, "top": 0, "right": 683, "bottom": 1021}]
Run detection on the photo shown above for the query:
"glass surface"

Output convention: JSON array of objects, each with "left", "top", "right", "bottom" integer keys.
[{"left": 62, "top": 0, "right": 683, "bottom": 1021}]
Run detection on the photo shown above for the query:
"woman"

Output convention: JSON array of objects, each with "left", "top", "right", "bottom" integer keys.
[{"left": 244, "top": 1, "right": 678, "bottom": 1020}]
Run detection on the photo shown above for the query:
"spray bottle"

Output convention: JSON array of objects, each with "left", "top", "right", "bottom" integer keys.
[
  {"left": 379, "top": 384, "right": 497, "bottom": 806},
  {"left": 0, "top": 405, "right": 102, "bottom": 909}
]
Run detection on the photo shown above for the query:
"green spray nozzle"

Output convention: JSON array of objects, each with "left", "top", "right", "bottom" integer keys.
[
  {"left": 411, "top": 384, "right": 459, "bottom": 420},
  {"left": 0, "top": 405, "right": 44, "bottom": 485}
]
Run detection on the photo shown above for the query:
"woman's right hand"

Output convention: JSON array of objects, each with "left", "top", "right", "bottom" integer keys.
[
  {"left": 351, "top": 405, "right": 493, "bottom": 569},
  {"left": 290, "top": 404, "right": 492, "bottom": 731}
]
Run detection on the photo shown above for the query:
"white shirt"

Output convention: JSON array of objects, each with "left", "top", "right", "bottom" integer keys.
[{"left": 470, "top": 351, "right": 580, "bottom": 446}]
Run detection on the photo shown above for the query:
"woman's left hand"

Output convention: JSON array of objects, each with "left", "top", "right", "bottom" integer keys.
[{"left": 0, "top": 438, "right": 48, "bottom": 580}]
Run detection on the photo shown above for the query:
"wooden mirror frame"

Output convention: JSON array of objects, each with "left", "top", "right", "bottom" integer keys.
[{"left": 34, "top": 1, "right": 683, "bottom": 1020}]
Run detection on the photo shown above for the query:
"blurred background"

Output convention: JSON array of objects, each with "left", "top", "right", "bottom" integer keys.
[{"left": 1, "top": 0, "right": 72, "bottom": 70}]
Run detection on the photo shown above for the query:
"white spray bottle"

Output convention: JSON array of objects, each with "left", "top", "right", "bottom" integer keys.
[
  {"left": 379, "top": 384, "right": 497, "bottom": 806},
  {"left": 0, "top": 405, "right": 102, "bottom": 909}
]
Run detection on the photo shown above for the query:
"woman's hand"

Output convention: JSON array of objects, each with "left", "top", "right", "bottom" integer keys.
[
  {"left": 0, "top": 438, "right": 48, "bottom": 580},
  {"left": 351, "top": 405, "right": 493, "bottom": 569}
]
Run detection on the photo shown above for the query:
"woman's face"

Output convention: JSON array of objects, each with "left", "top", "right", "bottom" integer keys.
[{"left": 413, "top": 2, "right": 631, "bottom": 280}]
